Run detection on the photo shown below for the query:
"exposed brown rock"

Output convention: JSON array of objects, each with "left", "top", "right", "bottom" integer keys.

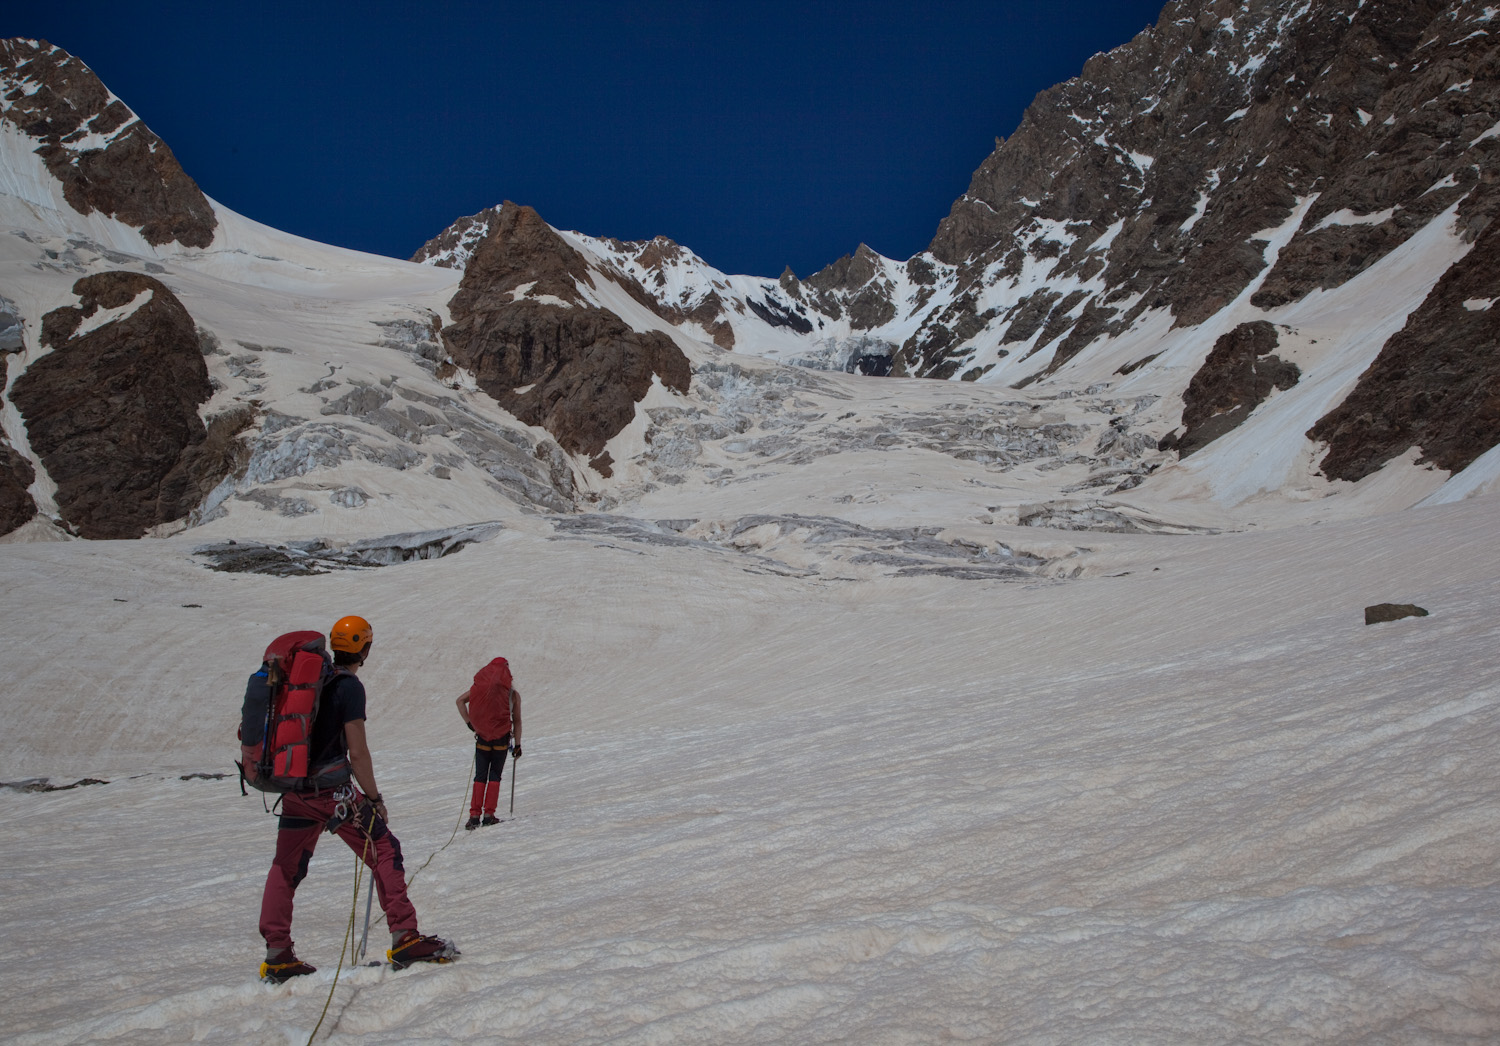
[
  {"left": 409, "top": 207, "right": 500, "bottom": 268},
  {"left": 1044, "top": 300, "right": 1119, "bottom": 376},
  {"left": 0, "top": 435, "right": 36, "bottom": 535},
  {"left": 1002, "top": 291, "right": 1062, "bottom": 345},
  {"left": 905, "top": 0, "right": 1497, "bottom": 379},
  {"left": 1309, "top": 215, "right": 1500, "bottom": 481},
  {"left": 441, "top": 203, "right": 691, "bottom": 461},
  {"left": 1364, "top": 603, "right": 1429, "bottom": 625},
  {"left": 0, "top": 40, "right": 216, "bottom": 248},
  {"left": 805, "top": 244, "right": 882, "bottom": 292},
  {"left": 1161, "top": 321, "right": 1300, "bottom": 457},
  {"left": 11, "top": 272, "right": 226, "bottom": 538},
  {"left": 803, "top": 244, "right": 898, "bottom": 328},
  {"left": 155, "top": 404, "right": 258, "bottom": 522}
]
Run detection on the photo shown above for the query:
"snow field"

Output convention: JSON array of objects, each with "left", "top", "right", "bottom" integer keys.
[{"left": 2, "top": 492, "right": 1498, "bottom": 1043}]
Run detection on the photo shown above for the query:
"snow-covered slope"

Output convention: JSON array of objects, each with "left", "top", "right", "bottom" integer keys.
[{"left": 2, "top": 471, "right": 1497, "bottom": 1044}]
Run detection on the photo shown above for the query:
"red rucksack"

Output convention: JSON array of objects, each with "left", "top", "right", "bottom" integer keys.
[
  {"left": 468, "top": 657, "right": 514, "bottom": 739},
  {"left": 237, "top": 631, "right": 349, "bottom": 794}
]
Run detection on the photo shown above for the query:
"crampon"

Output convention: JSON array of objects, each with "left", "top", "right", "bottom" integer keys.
[{"left": 387, "top": 931, "right": 460, "bottom": 970}]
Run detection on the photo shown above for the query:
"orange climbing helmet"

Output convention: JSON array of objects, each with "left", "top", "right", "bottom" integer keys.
[{"left": 330, "top": 615, "right": 374, "bottom": 654}]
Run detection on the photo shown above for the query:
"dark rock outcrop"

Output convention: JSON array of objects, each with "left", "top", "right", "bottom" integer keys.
[
  {"left": 0, "top": 297, "right": 31, "bottom": 533},
  {"left": 802, "top": 244, "right": 900, "bottom": 330},
  {"left": 0, "top": 435, "right": 36, "bottom": 535},
  {"left": 1364, "top": 603, "right": 1430, "bottom": 625},
  {"left": 1309, "top": 215, "right": 1500, "bottom": 481},
  {"left": 439, "top": 204, "right": 691, "bottom": 471},
  {"left": 11, "top": 272, "right": 232, "bottom": 538},
  {"left": 1161, "top": 321, "right": 1300, "bottom": 457},
  {"left": 0, "top": 40, "right": 217, "bottom": 248}
]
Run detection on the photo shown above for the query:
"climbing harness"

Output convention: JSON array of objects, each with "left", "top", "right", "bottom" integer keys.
[{"left": 324, "top": 783, "right": 358, "bottom": 835}]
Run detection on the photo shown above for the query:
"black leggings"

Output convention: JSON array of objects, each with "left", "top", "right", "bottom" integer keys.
[{"left": 474, "top": 734, "right": 511, "bottom": 784}]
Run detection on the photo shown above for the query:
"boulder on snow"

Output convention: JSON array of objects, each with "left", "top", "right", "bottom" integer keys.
[{"left": 1364, "top": 603, "right": 1430, "bottom": 625}]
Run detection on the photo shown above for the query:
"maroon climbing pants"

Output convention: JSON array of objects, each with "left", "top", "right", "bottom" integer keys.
[
  {"left": 470, "top": 733, "right": 510, "bottom": 817},
  {"left": 259, "top": 790, "right": 418, "bottom": 951}
]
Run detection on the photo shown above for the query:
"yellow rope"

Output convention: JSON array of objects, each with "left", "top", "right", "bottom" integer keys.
[
  {"left": 302, "top": 752, "right": 472, "bottom": 1042},
  {"left": 306, "top": 826, "right": 371, "bottom": 1044},
  {"left": 405, "top": 750, "right": 475, "bottom": 888}
]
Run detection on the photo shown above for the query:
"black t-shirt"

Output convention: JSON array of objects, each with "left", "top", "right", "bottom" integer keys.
[{"left": 310, "top": 671, "right": 366, "bottom": 769}]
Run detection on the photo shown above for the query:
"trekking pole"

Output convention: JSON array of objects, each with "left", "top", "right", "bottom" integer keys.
[
  {"left": 509, "top": 745, "right": 517, "bottom": 815},
  {"left": 354, "top": 875, "right": 375, "bottom": 964}
]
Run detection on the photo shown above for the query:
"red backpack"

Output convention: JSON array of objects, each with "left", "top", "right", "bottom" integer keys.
[
  {"left": 237, "top": 631, "right": 349, "bottom": 794},
  {"left": 468, "top": 657, "right": 514, "bottom": 739}
]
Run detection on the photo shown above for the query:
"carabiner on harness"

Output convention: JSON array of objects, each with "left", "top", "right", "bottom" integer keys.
[{"left": 325, "top": 783, "right": 358, "bottom": 834}]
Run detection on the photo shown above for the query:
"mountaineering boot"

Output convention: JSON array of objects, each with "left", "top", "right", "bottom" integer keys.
[
  {"left": 388, "top": 929, "right": 460, "bottom": 969},
  {"left": 464, "top": 816, "right": 481, "bottom": 831},
  {"left": 481, "top": 815, "right": 501, "bottom": 827},
  {"left": 261, "top": 947, "right": 316, "bottom": 983}
]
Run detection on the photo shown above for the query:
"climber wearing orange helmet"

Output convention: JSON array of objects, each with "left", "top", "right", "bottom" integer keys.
[{"left": 258, "top": 615, "right": 456, "bottom": 982}]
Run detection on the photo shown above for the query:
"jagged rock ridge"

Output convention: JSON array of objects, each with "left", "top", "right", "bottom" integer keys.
[
  {"left": 914, "top": 0, "right": 1500, "bottom": 469},
  {"left": 0, "top": 39, "right": 217, "bottom": 248}
]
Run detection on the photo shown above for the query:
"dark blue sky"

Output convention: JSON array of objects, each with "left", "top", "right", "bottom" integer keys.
[{"left": 11, "top": 1, "right": 1165, "bottom": 277}]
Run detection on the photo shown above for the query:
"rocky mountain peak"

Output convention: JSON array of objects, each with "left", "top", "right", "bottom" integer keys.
[
  {"left": 805, "top": 243, "right": 884, "bottom": 293},
  {"left": 920, "top": 0, "right": 1491, "bottom": 363},
  {"left": 0, "top": 39, "right": 216, "bottom": 248},
  {"left": 446, "top": 201, "right": 596, "bottom": 313},
  {"left": 631, "top": 235, "right": 692, "bottom": 274},
  {"left": 409, "top": 205, "right": 501, "bottom": 269},
  {"left": 440, "top": 203, "right": 691, "bottom": 473}
]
